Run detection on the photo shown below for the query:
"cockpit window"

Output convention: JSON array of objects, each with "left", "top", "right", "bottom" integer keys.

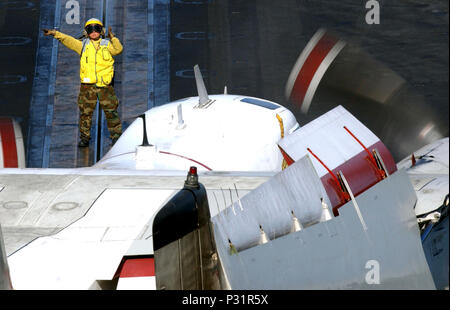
[{"left": 240, "top": 98, "right": 280, "bottom": 110}]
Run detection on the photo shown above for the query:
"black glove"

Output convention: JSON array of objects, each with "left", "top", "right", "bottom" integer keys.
[
  {"left": 107, "top": 27, "right": 115, "bottom": 39},
  {"left": 43, "top": 29, "right": 56, "bottom": 36}
]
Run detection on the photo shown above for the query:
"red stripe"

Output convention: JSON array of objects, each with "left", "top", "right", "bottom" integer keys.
[
  {"left": 118, "top": 257, "right": 155, "bottom": 278},
  {"left": 279, "top": 140, "right": 397, "bottom": 216},
  {"left": 320, "top": 141, "right": 397, "bottom": 216},
  {"left": 289, "top": 32, "right": 338, "bottom": 108},
  {"left": 159, "top": 150, "right": 212, "bottom": 171},
  {"left": 0, "top": 117, "right": 18, "bottom": 168}
]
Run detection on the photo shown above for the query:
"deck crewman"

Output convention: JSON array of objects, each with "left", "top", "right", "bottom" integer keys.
[{"left": 43, "top": 18, "right": 123, "bottom": 147}]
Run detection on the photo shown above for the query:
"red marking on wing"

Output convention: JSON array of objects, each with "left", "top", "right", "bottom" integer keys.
[
  {"left": 159, "top": 150, "right": 212, "bottom": 171},
  {"left": 117, "top": 257, "right": 155, "bottom": 278},
  {"left": 279, "top": 140, "right": 397, "bottom": 216}
]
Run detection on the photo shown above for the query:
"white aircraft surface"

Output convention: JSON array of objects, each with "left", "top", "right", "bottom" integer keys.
[{"left": 0, "top": 31, "right": 448, "bottom": 290}]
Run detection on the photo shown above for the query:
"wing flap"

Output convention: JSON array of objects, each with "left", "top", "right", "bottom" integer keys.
[{"left": 278, "top": 105, "right": 397, "bottom": 214}]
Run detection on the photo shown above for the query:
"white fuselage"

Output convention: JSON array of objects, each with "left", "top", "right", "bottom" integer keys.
[{"left": 95, "top": 94, "right": 299, "bottom": 172}]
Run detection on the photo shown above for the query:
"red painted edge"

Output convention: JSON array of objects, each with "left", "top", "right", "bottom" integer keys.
[
  {"left": 159, "top": 150, "right": 212, "bottom": 171},
  {"left": 278, "top": 145, "right": 295, "bottom": 165},
  {"left": 279, "top": 140, "right": 397, "bottom": 216},
  {"left": 322, "top": 140, "right": 397, "bottom": 215},
  {"left": 289, "top": 32, "right": 339, "bottom": 108},
  {"left": 118, "top": 257, "right": 155, "bottom": 278},
  {"left": 0, "top": 117, "right": 18, "bottom": 168}
]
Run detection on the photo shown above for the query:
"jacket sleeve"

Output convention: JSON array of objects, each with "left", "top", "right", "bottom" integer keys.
[
  {"left": 108, "top": 37, "right": 123, "bottom": 56},
  {"left": 54, "top": 31, "right": 83, "bottom": 55}
]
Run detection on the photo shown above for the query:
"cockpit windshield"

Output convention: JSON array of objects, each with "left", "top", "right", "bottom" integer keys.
[{"left": 241, "top": 97, "right": 280, "bottom": 110}]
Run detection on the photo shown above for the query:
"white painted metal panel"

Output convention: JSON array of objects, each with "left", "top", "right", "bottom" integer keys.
[
  {"left": 8, "top": 188, "right": 174, "bottom": 289},
  {"left": 212, "top": 155, "right": 330, "bottom": 252},
  {"left": 278, "top": 105, "right": 380, "bottom": 177}
]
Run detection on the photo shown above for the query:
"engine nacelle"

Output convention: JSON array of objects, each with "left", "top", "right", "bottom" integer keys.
[{"left": 152, "top": 167, "right": 224, "bottom": 290}]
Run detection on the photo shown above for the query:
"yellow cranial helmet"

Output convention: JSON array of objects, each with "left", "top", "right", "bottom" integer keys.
[{"left": 84, "top": 18, "right": 103, "bottom": 28}]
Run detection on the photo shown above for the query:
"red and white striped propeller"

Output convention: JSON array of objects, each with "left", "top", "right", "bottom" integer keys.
[
  {"left": 285, "top": 28, "right": 346, "bottom": 113},
  {"left": 0, "top": 117, "right": 26, "bottom": 168}
]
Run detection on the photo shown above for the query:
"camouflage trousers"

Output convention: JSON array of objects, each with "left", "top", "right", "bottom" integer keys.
[{"left": 77, "top": 84, "right": 122, "bottom": 141}]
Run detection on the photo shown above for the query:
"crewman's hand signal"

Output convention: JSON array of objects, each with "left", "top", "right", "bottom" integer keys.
[
  {"left": 107, "top": 27, "right": 115, "bottom": 39},
  {"left": 43, "top": 29, "right": 56, "bottom": 36}
]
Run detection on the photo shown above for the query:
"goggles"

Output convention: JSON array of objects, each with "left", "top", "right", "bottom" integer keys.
[{"left": 85, "top": 24, "right": 103, "bottom": 34}]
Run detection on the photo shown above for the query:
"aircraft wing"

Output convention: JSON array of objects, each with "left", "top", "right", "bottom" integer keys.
[
  {"left": 0, "top": 169, "right": 272, "bottom": 289},
  {"left": 213, "top": 160, "right": 435, "bottom": 289},
  {"left": 397, "top": 137, "right": 449, "bottom": 215}
]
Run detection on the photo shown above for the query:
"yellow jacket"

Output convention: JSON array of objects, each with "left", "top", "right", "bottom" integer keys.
[{"left": 54, "top": 31, "right": 123, "bottom": 87}]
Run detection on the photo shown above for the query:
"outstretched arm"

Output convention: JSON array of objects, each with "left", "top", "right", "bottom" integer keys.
[
  {"left": 43, "top": 29, "right": 83, "bottom": 55},
  {"left": 106, "top": 27, "right": 123, "bottom": 56}
]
